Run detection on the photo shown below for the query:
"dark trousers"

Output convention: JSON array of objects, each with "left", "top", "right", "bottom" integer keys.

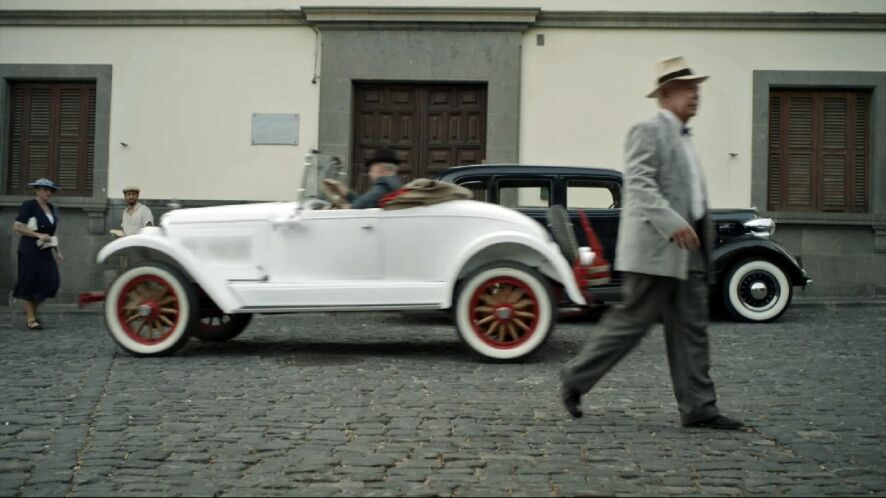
[{"left": 560, "top": 271, "right": 719, "bottom": 425}]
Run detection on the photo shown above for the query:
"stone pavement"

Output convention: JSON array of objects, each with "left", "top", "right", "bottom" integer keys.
[{"left": 0, "top": 304, "right": 884, "bottom": 497}]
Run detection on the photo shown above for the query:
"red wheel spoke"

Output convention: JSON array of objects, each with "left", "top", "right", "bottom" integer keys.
[
  {"left": 478, "top": 294, "right": 500, "bottom": 306},
  {"left": 512, "top": 299, "right": 535, "bottom": 309},
  {"left": 506, "top": 323, "right": 518, "bottom": 341},
  {"left": 506, "top": 287, "right": 525, "bottom": 303},
  {"left": 485, "top": 321, "right": 500, "bottom": 338},
  {"left": 513, "top": 318, "right": 530, "bottom": 332},
  {"left": 475, "top": 315, "right": 496, "bottom": 326},
  {"left": 514, "top": 310, "right": 536, "bottom": 319}
]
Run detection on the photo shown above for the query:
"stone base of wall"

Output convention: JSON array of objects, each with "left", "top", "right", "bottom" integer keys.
[{"left": 770, "top": 224, "right": 886, "bottom": 299}]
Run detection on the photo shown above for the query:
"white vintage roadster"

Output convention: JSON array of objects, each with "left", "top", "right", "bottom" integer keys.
[{"left": 94, "top": 154, "right": 592, "bottom": 360}]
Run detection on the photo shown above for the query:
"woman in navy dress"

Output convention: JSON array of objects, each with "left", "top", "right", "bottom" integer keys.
[{"left": 12, "top": 178, "right": 63, "bottom": 330}]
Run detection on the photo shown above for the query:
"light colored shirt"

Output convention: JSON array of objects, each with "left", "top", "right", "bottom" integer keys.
[
  {"left": 122, "top": 202, "right": 154, "bottom": 236},
  {"left": 660, "top": 109, "right": 706, "bottom": 221}
]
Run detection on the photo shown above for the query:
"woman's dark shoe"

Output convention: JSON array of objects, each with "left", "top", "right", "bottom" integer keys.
[
  {"left": 26, "top": 320, "right": 42, "bottom": 330},
  {"left": 683, "top": 414, "right": 745, "bottom": 430},
  {"left": 561, "top": 385, "right": 583, "bottom": 418}
]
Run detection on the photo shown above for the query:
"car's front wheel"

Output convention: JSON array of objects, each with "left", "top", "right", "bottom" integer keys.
[
  {"left": 454, "top": 263, "right": 555, "bottom": 361},
  {"left": 722, "top": 258, "right": 792, "bottom": 322},
  {"left": 104, "top": 263, "right": 197, "bottom": 356}
]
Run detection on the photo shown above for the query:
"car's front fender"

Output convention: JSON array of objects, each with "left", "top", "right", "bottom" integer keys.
[
  {"left": 712, "top": 236, "right": 809, "bottom": 286},
  {"left": 442, "top": 230, "right": 586, "bottom": 308},
  {"left": 97, "top": 229, "right": 242, "bottom": 313}
]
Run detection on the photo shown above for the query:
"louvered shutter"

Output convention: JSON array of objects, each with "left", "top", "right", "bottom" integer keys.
[
  {"left": 6, "top": 81, "right": 96, "bottom": 196},
  {"left": 767, "top": 89, "right": 870, "bottom": 213},
  {"left": 786, "top": 94, "right": 814, "bottom": 210},
  {"left": 852, "top": 93, "right": 869, "bottom": 212},
  {"left": 821, "top": 95, "right": 848, "bottom": 211}
]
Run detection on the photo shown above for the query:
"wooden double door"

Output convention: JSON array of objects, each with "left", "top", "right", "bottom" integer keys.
[{"left": 351, "top": 82, "right": 487, "bottom": 192}]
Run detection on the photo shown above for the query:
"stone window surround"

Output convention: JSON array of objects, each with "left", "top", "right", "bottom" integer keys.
[
  {"left": 0, "top": 64, "right": 111, "bottom": 223},
  {"left": 751, "top": 70, "right": 886, "bottom": 252}
]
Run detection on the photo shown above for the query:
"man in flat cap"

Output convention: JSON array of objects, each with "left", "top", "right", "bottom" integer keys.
[
  {"left": 113, "top": 186, "right": 154, "bottom": 237},
  {"left": 560, "top": 56, "right": 744, "bottom": 430},
  {"left": 322, "top": 148, "right": 403, "bottom": 209}
]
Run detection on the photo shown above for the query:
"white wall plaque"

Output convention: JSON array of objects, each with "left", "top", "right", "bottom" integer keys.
[{"left": 252, "top": 113, "right": 299, "bottom": 145}]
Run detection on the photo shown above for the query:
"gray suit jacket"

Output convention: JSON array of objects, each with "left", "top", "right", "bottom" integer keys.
[{"left": 614, "top": 111, "right": 714, "bottom": 281}]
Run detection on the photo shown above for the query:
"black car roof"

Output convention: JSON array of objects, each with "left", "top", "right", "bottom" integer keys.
[{"left": 435, "top": 164, "right": 623, "bottom": 180}]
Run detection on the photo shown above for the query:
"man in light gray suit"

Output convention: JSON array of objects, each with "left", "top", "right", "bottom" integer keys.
[{"left": 560, "top": 56, "right": 744, "bottom": 430}]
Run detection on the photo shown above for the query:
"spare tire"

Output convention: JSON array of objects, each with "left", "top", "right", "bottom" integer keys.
[{"left": 546, "top": 205, "right": 579, "bottom": 264}]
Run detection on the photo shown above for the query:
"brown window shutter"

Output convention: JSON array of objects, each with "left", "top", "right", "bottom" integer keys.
[
  {"left": 821, "top": 95, "right": 848, "bottom": 211},
  {"left": 786, "top": 94, "right": 814, "bottom": 210},
  {"left": 768, "top": 89, "right": 870, "bottom": 213},
  {"left": 767, "top": 95, "right": 782, "bottom": 210},
  {"left": 852, "top": 93, "right": 869, "bottom": 212},
  {"left": 6, "top": 81, "right": 95, "bottom": 195}
]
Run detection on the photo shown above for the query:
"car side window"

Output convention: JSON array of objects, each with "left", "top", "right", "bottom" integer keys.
[
  {"left": 567, "top": 179, "right": 620, "bottom": 209},
  {"left": 497, "top": 179, "right": 552, "bottom": 208},
  {"left": 458, "top": 180, "right": 489, "bottom": 202}
]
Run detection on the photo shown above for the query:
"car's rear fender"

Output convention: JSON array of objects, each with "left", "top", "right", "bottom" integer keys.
[
  {"left": 712, "top": 236, "right": 809, "bottom": 286},
  {"left": 97, "top": 231, "right": 242, "bottom": 313},
  {"left": 443, "top": 231, "right": 587, "bottom": 308}
]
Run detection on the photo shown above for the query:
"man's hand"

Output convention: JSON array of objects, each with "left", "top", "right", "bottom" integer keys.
[
  {"left": 670, "top": 225, "right": 700, "bottom": 250},
  {"left": 322, "top": 179, "right": 349, "bottom": 198}
]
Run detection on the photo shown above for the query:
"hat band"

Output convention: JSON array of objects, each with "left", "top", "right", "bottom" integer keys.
[{"left": 657, "top": 68, "right": 694, "bottom": 85}]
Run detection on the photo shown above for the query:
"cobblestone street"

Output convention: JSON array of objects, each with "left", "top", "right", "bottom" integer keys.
[{"left": 1, "top": 304, "right": 884, "bottom": 497}]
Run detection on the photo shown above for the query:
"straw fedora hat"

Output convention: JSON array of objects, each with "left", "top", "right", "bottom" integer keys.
[{"left": 646, "top": 56, "right": 708, "bottom": 98}]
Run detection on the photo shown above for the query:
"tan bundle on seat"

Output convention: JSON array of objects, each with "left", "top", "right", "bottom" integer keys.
[{"left": 380, "top": 178, "right": 473, "bottom": 210}]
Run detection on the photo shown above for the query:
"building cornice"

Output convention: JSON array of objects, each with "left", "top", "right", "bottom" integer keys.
[
  {"left": 301, "top": 7, "right": 538, "bottom": 31},
  {"left": 536, "top": 11, "right": 886, "bottom": 30},
  {"left": 0, "top": 9, "right": 306, "bottom": 26},
  {"left": 0, "top": 8, "right": 883, "bottom": 31}
]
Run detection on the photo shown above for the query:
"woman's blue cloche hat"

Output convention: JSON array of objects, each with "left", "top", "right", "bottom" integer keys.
[{"left": 27, "top": 178, "right": 60, "bottom": 191}]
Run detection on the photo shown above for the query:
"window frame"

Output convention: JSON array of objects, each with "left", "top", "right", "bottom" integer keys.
[
  {"left": 751, "top": 70, "right": 886, "bottom": 252},
  {"left": 495, "top": 177, "right": 554, "bottom": 209},
  {"left": 564, "top": 177, "right": 621, "bottom": 210},
  {"left": 0, "top": 64, "right": 111, "bottom": 212}
]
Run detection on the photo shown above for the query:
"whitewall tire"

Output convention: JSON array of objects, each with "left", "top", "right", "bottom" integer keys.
[
  {"left": 722, "top": 258, "right": 792, "bottom": 323},
  {"left": 105, "top": 263, "right": 197, "bottom": 356},
  {"left": 454, "top": 263, "right": 555, "bottom": 361}
]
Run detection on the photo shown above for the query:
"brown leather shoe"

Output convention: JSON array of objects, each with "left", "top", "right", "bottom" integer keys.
[
  {"left": 561, "top": 385, "right": 583, "bottom": 418},
  {"left": 683, "top": 414, "right": 745, "bottom": 430}
]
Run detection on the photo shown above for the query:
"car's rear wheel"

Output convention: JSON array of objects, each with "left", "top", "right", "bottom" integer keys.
[
  {"left": 191, "top": 311, "right": 252, "bottom": 342},
  {"left": 454, "top": 263, "right": 555, "bottom": 361},
  {"left": 104, "top": 263, "right": 197, "bottom": 356},
  {"left": 722, "top": 258, "right": 792, "bottom": 322}
]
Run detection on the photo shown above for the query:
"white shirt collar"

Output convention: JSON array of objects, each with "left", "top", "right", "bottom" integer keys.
[{"left": 659, "top": 109, "right": 688, "bottom": 135}]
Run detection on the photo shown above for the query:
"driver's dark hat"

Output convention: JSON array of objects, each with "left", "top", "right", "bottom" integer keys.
[{"left": 365, "top": 148, "right": 402, "bottom": 168}]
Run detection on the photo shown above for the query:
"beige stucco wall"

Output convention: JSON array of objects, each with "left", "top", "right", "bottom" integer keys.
[
  {"left": 0, "top": 25, "right": 319, "bottom": 201},
  {"left": 519, "top": 29, "right": 886, "bottom": 209}
]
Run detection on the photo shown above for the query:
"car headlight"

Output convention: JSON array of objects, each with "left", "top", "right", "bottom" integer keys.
[{"left": 743, "top": 218, "right": 775, "bottom": 238}]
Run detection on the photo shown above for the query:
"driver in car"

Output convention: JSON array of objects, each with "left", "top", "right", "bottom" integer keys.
[{"left": 323, "top": 148, "right": 403, "bottom": 208}]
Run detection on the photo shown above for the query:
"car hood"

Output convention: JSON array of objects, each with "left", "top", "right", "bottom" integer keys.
[{"left": 161, "top": 202, "right": 286, "bottom": 226}]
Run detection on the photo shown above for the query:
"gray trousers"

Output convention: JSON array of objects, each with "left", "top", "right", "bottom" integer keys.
[{"left": 560, "top": 271, "right": 719, "bottom": 425}]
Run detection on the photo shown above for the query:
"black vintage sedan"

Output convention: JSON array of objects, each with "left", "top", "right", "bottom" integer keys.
[{"left": 435, "top": 164, "right": 811, "bottom": 323}]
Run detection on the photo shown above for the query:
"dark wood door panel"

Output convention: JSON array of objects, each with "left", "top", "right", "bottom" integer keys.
[{"left": 352, "top": 83, "right": 487, "bottom": 190}]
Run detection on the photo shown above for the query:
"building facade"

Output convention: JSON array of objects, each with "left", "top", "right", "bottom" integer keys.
[{"left": 1, "top": 0, "right": 885, "bottom": 303}]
